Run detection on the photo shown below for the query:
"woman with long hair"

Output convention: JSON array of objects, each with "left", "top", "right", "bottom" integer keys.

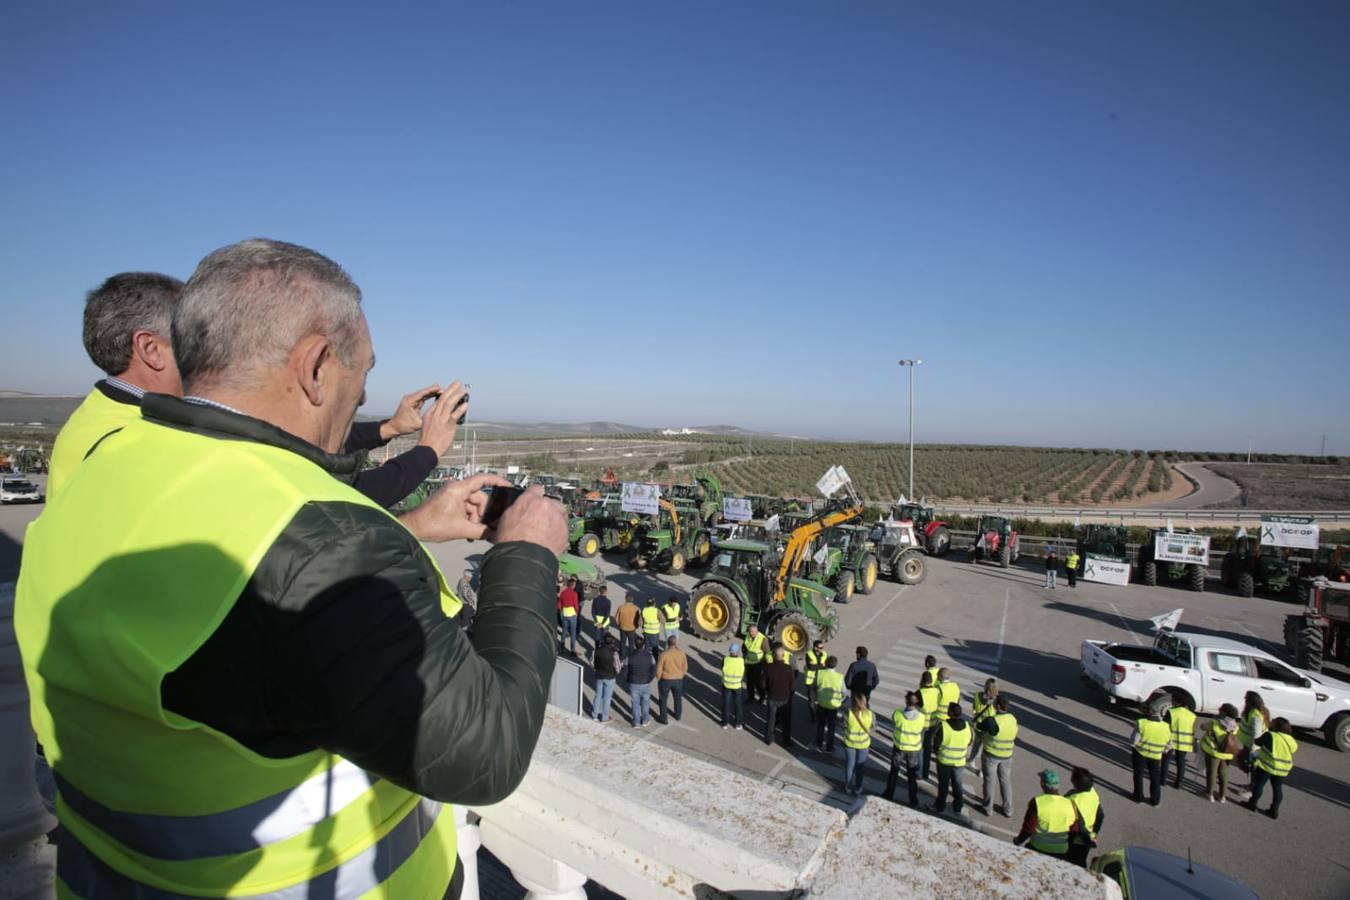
[{"left": 1237, "top": 691, "right": 1270, "bottom": 788}]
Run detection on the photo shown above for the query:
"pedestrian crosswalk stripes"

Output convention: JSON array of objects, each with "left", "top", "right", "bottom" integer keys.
[{"left": 856, "top": 638, "right": 1003, "bottom": 748}]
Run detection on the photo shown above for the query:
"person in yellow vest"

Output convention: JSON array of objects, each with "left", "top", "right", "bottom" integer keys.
[
  {"left": 1014, "top": 769, "right": 1083, "bottom": 859},
  {"left": 936, "top": 667, "right": 960, "bottom": 720},
  {"left": 744, "top": 624, "right": 769, "bottom": 703},
  {"left": 804, "top": 640, "right": 827, "bottom": 721},
  {"left": 884, "top": 692, "right": 926, "bottom": 807},
  {"left": 16, "top": 238, "right": 569, "bottom": 899},
  {"left": 641, "top": 596, "right": 664, "bottom": 654},
  {"left": 1235, "top": 690, "right": 1270, "bottom": 793},
  {"left": 1244, "top": 717, "right": 1298, "bottom": 820},
  {"left": 1065, "top": 767, "right": 1103, "bottom": 867},
  {"left": 842, "top": 692, "right": 874, "bottom": 796},
  {"left": 1161, "top": 697, "right": 1198, "bottom": 790},
  {"left": 917, "top": 671, "right": 943, "bottom": 781},
  {"left": 721, "top": 642, "right": 746, "bottom": 729},
  {"left": 661, "top": 594, "right": 683, "bottom": 647},
  {"left": 1065, "top": 549, "right": 1080, "bottom": 587},
  {"left": 814, "top": 655, "right": 845, "bottom": 752},
  {"left": 1131, "top": 706, "right": 1172, "bottom": 805},
  {"left": 929, "top": 702, "right": 972, "bottom": 814},
  {"left": 976, "top": 695, "right": 1017, "bottom": 817},
  {"left": 923, "top": 654, "right": 941, "bottom": 686},
  {"left": 969, "top": 677, "right": 999, "bottom": 768},
  {"left": 1200, "top": 703, "right": 1241, "bottom": 803},
  {"left": 47, "top": 272, "right": 184, "bottom": 500}
]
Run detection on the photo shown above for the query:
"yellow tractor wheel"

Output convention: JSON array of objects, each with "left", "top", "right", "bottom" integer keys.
[
  {"left": 860, "top": 558, "right": 878, "bottom": 594},
  {"left": 690, "top": 582, "right": 741, "bottom": 641},
  {"left": 773, "top": 612, "right": 814, "bottom": 655},
  {"left": 578, "top": 533, "right": 600, "bottom": 558}
]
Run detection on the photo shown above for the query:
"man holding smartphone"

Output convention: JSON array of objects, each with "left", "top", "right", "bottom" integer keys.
[{"left": 17, "top": 239, "right": 566, "bottom": 899}]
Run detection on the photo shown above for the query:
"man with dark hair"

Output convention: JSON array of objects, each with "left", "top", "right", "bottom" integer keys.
[
  {"left": 17, "top": 238, "right": 568, "bottom": 898},
  {"left": 845, "top": 645, "right": 878, "bottom": 701},
  {"left": 763, "top": 645, "right": 796, "bottom": 748},
  {"left": 48, "top": 272, "right": 184, "bottom": 497}
]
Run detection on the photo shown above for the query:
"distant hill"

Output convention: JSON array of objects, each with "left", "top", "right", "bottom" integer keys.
[{"left": 0, "top": 395, "right": 84, "bottom": 424}]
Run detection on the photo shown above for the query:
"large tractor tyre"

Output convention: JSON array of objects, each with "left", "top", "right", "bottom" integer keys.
[
  {"left": 1296, "top": 579, "right": 1311, "bottom": 606},
  {"left": 898, "top": 550, "right": 927, "bottom": 585},
  {"left": 929, "top": 527, "right": 951, "bottom": 557},
  {"left": 1284, "top": 616, "right": 1298, "bottom": 655},
  {"left": 1187, "top": 564, "right": 1206, "bottom": 593},
  {"left": 857, "top": 554, "right": 879, "bottom": 594},
  {"left": 577, "top": 533, "right": 601, "bottom": 559},
  {"left": 999, "top": 544, "right": 1011, "bottom": 569},
  {"left": 1220, "top": 555, "right": 1233, "bottom": 588},
  {"left": 1237, "top": 572, "right": 1256, "bottom": 598},
  {"left": 1298, "top": 622, "right": 1325, "bottom": 673},
  {"left": 693, "top": 534, "right": 712, "bottom": 564},
  {"left": 1140, "top": 561, "right": 1158, "bottom": 587},
  {"left": 666, "top": 547, "right": 688, "bottom": 575},
  {"left": 690, "top": 583, "right": 741, "bottom": 642},
  {"left": 836, "top": 570, "right": 855, "bottom": 604},
  {"left": 772, "top": 611, "right": 817, "bottom": 656}
]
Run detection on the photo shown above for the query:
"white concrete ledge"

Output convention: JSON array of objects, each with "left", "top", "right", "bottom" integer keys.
[{"left": 472, "top": 707, "right": 1121, "bottom": 898}]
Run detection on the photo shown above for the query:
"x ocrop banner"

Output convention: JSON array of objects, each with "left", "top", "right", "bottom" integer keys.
[
  {"left": 723, "top": 497, "right": 753, "bottom": 522},
  {"left": 620, "top": 481, "right": 661, "bottom": 516},
  {"left": 1260, "top": 515, "right": 1319, "bottom": 550},
  {"left": 1154, "top": 532, "right": 1211, "bottom": 566},
  {"left": 1083, "top": 554, "right": 1130, "bottom": 586}
]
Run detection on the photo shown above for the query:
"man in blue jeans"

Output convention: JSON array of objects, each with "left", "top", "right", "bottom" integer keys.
[
  {"left": 591, "top": 633, "right": 621, "bottom": 722},
  {"left": 622, "top": 636, "right": 658, "bottom": 728}
]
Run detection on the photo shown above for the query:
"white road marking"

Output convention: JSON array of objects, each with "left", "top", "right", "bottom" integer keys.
[
  {"left": 1109, "top": 602, "right": 1143, "bottom": 644},
  {"left": 995, "top": 587, "right": 1009, "bottom": 668},
  {"left": 762, "top": 759, "right": 790, "bottom": 782},
  {"left": 1236, "top": 623, "right": 1259, "bottom": 637},
  {"left": 861, "top": 586, "right": 907, "bottom": 630}
]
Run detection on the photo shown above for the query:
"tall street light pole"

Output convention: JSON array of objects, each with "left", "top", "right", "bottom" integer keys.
[{"left": 898, "top": 359, "right": 922, "bottom": 499}]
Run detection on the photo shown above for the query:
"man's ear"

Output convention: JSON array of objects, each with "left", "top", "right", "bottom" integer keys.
[
  {"left": 295, "top": 334, "right": 332, "bottom": 407},
  {"left": 131, "top": 330, "right": 172, "bottom": 373}
]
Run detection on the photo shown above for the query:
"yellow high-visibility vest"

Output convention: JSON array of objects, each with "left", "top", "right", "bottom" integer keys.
[
  {"left": 1067, "top": 788, "right": 1100, "bottom": 841},
  {"left": 892, "top": 711, "right": 925, "bottom": 752},
  {"left": 1200, "top": 721, "right": 1235, "bottom": 761},
  {"left": 805, "top": 649, "right": 827, "bottom": 686},
  {"left": 1167, "top": 706, "right": 1197, "bottom": 753},
  {"left": 1255, "top": 732, "right": 1298, "bottom": 778},
  {"left": 1135, "top": 719, "right": 1170, "bottom": 760},
  {"left": 937, "top": 722, "right": 972, "bottom": 766},
  {"left": 744, "top": 632, "right": 767, "bottom": 664},
  {"left": 662, "top": 601, "right": 681, "bottom": 628},
  {"left": 722, "top": 656, "right": 745, "bottom": 690},
  {"left": 46, "top": 385, "right": 140, "bottom": 500},
  {"left": 642, "top": 606, "right": 662, "bottom": 634},
  {"left": 844, "top": 708, "right": 874, "bottom": 750},
  {"left": 918, "top": 686, "right": 941, "bottom": 729},
  {"left": 816, "top": 670, "right": 844, "bottom": 709},
  {"left": 1029, "top": 794, "right": 1076, "bottom": 855},
  {"left": 982, "top": 712, "right": 1018, "bottom": 759}
]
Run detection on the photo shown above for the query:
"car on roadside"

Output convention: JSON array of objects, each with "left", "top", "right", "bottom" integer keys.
[
  {"left": 1091, "top": 846, "right": 1257, "bottom": 900},
  {"left": 1080, "top": 630, "right": 1350, "bottom": 751},
  {"left": 0, "top": 477, "right": 43, "bottom": 504}
]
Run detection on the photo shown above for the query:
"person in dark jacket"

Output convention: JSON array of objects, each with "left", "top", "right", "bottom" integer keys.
[
  {"left": 1044, "top": 546, "right": 1059, "bottom": 589},
  {"left": 763, "top": 646, "right": 796, "bottom": 747},
  {"left": 845, "top": 646, "right": 879, "bottom": 700},
  {"left": 622, "top": 638, "right": 658, "bottom": 728},
  {"left": 342, "top": 383, "right": 460, "bottom": 508},
  {"left": 590, "top": 632, "right": 622, "bottom": 722},
  {"left": 591, "top": 584, "right": 613, "bottom": 640},
  {"left": 17, "top": 238, "right": 568, "bottom": 899}
]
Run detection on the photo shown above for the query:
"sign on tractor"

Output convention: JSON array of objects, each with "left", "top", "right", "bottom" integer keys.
[
  {"left": 723, "top": 497, "right": 753, "bottom": 522},
  {"left": 1261, "top": 515, "right": 1319, "bottom": 550},
  {"left": 1084, "top": 554, "right": 1130, "bottom": 586},
  {"left": 1154, "top": 532, "right": 1211, "bottom": 567},
  {"left": 621, "top": 481, "right": 661, "bottom": 515}
]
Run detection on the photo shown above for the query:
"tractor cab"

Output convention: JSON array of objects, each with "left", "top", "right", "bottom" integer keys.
[
  {"left": 970, "top": 515, "right": 1020, "bottom": 568},
  {"left": 1223, "top": 531, "right": 1294, "bottom": 597}
]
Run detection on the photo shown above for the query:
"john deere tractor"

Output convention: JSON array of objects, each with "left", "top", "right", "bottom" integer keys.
[
  {"left": 571, "top": 495, "right": 641, "bottom": 558},
  {"left": 628, "top": 500, "right": 714, "bottom": 574},
  {"left": 969, "top": 514, "right": 1020, "bottom": 568},
  {"left": 666, "top": 473, "right": 725, "bottom": 525},
  {"left": 1221, "top": 530, "right": 1294, "bottom": 598},
  {"left": 805, "top": 523, "right": 879, "bottom": 601},
  {"left": 893, "top": 501, "right": 952, "bottom": 556},
  {"left": 558, "top": 553, "right": 607, "bottom": 598},
  {"left": 1136, "top": 529, "right": 1206, "bottom": 592},
  {"left": 1074, "top": 524, "right": 1130, "bottom": 578}
]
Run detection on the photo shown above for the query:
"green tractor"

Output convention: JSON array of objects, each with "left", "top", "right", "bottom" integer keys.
[
  {"left": 688, "top": 538, "right": 839, "bottom": 654},
  {"left": 1221, "top": 530, "right": 1294, "bottom": 598},
  {"left": 666, "top": 473, "right": 725, "bottom": 525},
  {"left": 558, "top": 552, "right": 607, "bottom": 598},
  {"left": 969, "top": 514, "right": 1021, "bottom": 568},
  {"left": 628, "top": 501, "right": 714, "bottom": 574},
  {"left": 1135, "top": 529, "right": 1206, "bottom": 592},
  {"left": 806, "top": 524, "right": 880, "bottom": 601},
  {"left": 570, "top": 494, "right": 640, "bottom": 558},
  {"left": 1074, "top": 524, "right": 1130, "bottom": 577}
]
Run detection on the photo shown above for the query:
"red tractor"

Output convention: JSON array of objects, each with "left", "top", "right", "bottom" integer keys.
[
  {"left": 892, "top": 501, "right": 952, "bottom": 556},
  {"left": 969, "top": 514, "right": 1020, "bottom": 569}
]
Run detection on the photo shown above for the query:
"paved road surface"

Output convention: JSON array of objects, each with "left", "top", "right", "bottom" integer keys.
[
  {"left": 1166, "top": 462, "right": 1243, "bottom": 509},
  {"left": 4, "top": 499, "right": 1348, "bottom": 898}
]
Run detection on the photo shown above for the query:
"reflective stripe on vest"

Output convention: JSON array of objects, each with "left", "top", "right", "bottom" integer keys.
[
  {"left": 804, "top": 650, "right": 826, "bottom": 686},
  {"left": 1200, "top": 722, "right": 1235, "bottom": 761},
  {"left": 1136, "top": 719, "right": 1170, "bottom": 760},
  {"left": 983, "top": 712, "right": 1018, "bottom": 759},
  {"left": 562, "top": 605, "right": 577, "bottom": 618},
  {"left": 595, "top": 615, "right": 611, "bottom": 628},
  {"left": 663, "top": 603, "right": 681, "bottom": 626},
  {"left": 1255, "top": 732, "right": 1298, "bottom": 778},
  {"left": 1067, "top": 788, "right": 1101, "bottom": 841},
  {"left": 938, "top": 723, "right": 972, "bottom": 766},
  {"left": 722, "top": 656, "right": 745, "bottom": 690},
  {"left": 642, "top": 606, "right": 662, "bottom": 634},
  {"left": 816, "top": 670, "right": 844, "bottom": 709},
  {"left": 892, "top": 711, "right": 925, "bottom": 752},
  {"left": 1168, "top": 707, "right": 1197, "bottom": 752},
  {"left": 1029, "top": 794, "right": 1076, "bottom": 855},
  {"left": 844, "top": 709, "right": 874, "bottom": 749},
  {"left": 15, "top": 415, "right": 458, "bottom": 897},
  {"left": 918, "top": 687, "right": 941, "bottom": 729},
  {"left": 939, "top": 682, "right": 961, "bottom": 712},
  {"left": 745, "top": 633, "right": 767, "bottom": 664}
]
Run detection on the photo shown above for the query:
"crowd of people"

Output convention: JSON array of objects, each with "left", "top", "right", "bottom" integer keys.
[{"left": 530, "top": 576, "right": 1302, "bottom": 868}]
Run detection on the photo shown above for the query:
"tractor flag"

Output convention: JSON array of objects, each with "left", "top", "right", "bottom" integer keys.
[
  {"left": 816, "top": 465, "right": 848, "bottom": 498},
  {"left": 1149, "top": 608, "right": 1184, "bottom": 633},
  {"left": 812, "top": 545, "right": 829, "bottom": 567},
  {"left": 1260, "top": 515, "right": 1319, "bottom": 550},
  {"left": 620, "top": 481, "right": 661, "bottom": 515},
  {"left": 765, "top": 514, "right": 780, "bottom": 533}
]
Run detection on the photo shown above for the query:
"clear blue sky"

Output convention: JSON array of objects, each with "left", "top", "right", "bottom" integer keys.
[{"left": 2, "top": 2, "right": 1347, "bottom": 453}]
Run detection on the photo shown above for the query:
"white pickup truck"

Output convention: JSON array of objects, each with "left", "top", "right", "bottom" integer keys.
[{"left": 1081, "top": 631, "right": 1350, "bottom": 751}]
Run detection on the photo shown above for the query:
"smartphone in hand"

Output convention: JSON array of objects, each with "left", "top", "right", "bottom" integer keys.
[{"left": 481, "top": 485, "right": 525, "bottom": 527}]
